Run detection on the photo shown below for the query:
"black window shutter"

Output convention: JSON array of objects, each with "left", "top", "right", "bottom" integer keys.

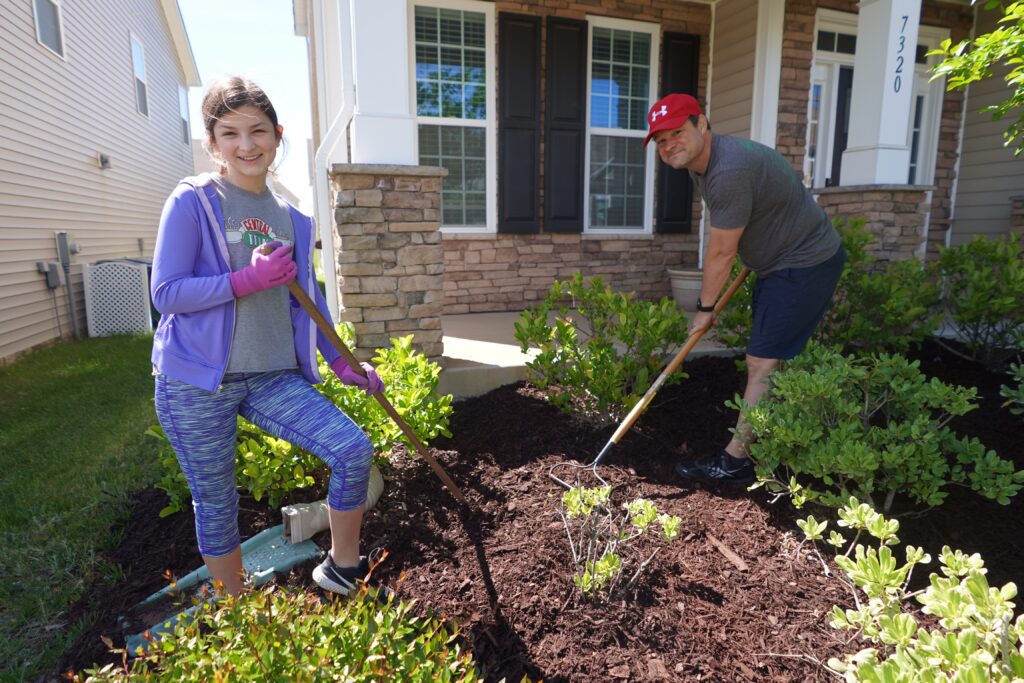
[
  {"left": 544, "top": 17, "right": 587, "bottom": 233},
  {"left": 498, "top": 13, "right": 541, "bottom": 233},
  {"left": 656, "top": 32, "right": 700, "bottom": 234}
]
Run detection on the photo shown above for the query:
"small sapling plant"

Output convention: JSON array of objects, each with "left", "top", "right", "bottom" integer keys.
[
  {"left": 559, "top": 486, "right": 682, "bottom": 600},
  {"left": 795, "top": 498, "right": 1024, "bottom": 682}
]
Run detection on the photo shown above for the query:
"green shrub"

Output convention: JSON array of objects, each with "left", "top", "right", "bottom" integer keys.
[
  {"left": 1003, "top": 362, "right": 1024, "bottom": 416},
  {"left": 734, "top": 343, "right": 1024, "bottom": 513},
  {"left": 315, "top": 325, "right": 453, "bottom": 456},
  {"left": 715, "top": 218, "right": 941, "bottom": 354},
  {"left": 796, "top": 499, "right": 1024, "bottom": 683},
  {"left": 76, "top": 585, "right": 482, "bottom": 682},
  {"left": 514, "top": 273, "right": 690, "bottom": 424},
  {"left": 150, "top": 326, "right": 452, "bottom": 516},
  {"left": 560, "top": 486, "right": 681, "bottom": 601},
  {"left": 933, "top": 235, "right": 1024, "bottom": 368}
]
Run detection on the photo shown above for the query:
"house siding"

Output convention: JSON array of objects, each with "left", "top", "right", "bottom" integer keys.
[
  {"left": 948, "top": 5, "right": 1024, "bottom": 247},
  {"left": 0, "top": 0, "right": 194, "bottom": 361},
  {"left": 708, "top": 0, "right": 756, "bottom": 138}
]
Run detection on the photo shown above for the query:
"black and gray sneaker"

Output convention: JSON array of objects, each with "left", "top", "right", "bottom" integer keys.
[
  {"left": 675, "top": 450, "right": 755, "bottom": 485},
  {"left": 312, "top": 551, "right": 392, "bottom": 599}
]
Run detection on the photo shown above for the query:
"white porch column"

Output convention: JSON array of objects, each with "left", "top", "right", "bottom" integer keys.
[
  {"left": 349, "top": 0, "right": 417, "bottom": 164},
  {"left": 839, "top": 0, "right": 921, "bottom": 185}
]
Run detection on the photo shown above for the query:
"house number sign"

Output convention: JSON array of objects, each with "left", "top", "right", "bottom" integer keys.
[{"left": 893, "top": 14, "right": 909, "bottom": 93}]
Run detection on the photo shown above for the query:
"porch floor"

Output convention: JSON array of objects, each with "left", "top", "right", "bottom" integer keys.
[{"left": 438, "top": 310, "right": 736, "bottom": 399}]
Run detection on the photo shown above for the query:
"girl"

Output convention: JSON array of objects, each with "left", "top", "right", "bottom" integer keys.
[{"left": 151, "top": 76, "right": 383, "bottom": 596}]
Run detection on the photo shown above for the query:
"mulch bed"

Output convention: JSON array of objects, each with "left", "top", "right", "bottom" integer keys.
[{"left": 57, "top": 338, "right": 1023, "bottom": 682}]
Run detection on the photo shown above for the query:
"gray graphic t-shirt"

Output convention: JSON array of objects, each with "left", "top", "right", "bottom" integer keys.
[
  {"left": 212, "top": 175, "right": 298, "bottom": 374},
  {"left": 691, "top": 134, "right": 839, "bottom": 275}
]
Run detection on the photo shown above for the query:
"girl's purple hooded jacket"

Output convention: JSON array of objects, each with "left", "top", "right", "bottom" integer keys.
[{"left": 151, "top": 174, "right": 341, "bottom": 392}]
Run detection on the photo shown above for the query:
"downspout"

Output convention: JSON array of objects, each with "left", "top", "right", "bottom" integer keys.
[
  {"left": 946, "top": 2, "right": 978, "bottom": 250},
  {"left": 313, "top": 0, "right": 356, "bottom": 319},
  {"left": 698, "top": 0, "right": 717, "bottom": 270}
]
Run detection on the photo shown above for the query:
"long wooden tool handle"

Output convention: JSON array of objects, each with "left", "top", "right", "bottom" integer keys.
[
  {"left": 286, "top": 281, "right": 469, "bottom": 505},
  {"left": 593, "top": 268, "right": 750, "bottom": 465}
]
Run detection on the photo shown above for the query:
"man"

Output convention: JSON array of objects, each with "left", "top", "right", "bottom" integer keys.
[{"left": 645, "top": 93, "right": 845, "bottom": 485}]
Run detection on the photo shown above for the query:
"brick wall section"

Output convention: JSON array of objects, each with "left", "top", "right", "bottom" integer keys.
[
  {"left": 815, "top": 185, "right": 932, "bottom": 262},
  {"left": 1012, "top": 197, "right": 1024, "bottom": 237},
  {"left": 777, "top": 1, "right": 972, "bottom": 261},
  {"left": 443, "top": 233, "right": 696, "bottom": 313},
  {"left": 331, "top": 164, "right": 446, "bottom": 362}
]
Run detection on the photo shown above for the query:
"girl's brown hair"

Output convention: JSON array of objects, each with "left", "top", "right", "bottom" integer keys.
[{"left": 200, "top": 76, "right": 279, "bottom": 139}]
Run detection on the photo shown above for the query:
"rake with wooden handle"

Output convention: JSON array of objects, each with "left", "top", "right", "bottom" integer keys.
[
  {"left": 286, "top": 280, "right": 469, "bottom": 506},
  {"left": 550, "top": 268, "right": 750, "bottom": 489}
]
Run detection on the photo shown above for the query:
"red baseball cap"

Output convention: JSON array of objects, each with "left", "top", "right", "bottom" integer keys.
[{"left": 643, "top": 93, "right": 703, "bottom": 146}]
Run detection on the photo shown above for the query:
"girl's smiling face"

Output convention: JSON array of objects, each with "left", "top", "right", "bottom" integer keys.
[{"left": 209, "top": 104, "right": 281, "bottom": 192}]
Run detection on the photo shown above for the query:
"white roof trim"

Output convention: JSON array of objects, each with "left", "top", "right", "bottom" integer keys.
[{"left": 160, "top": 0, "right": 201, "bottom": 86}]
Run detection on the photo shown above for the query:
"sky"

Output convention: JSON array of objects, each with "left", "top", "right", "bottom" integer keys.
[{"left": 178, "top": 0, "right": 314, "bottom": 209}]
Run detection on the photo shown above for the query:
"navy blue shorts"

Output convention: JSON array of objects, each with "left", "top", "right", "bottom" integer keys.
[{"left": 747, "top": 245, "right": 846, "bottom": 360}]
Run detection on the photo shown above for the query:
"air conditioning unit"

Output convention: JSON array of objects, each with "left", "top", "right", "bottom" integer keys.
[{"left": 83, "top": 260, "right": 153, "bottom": 337}]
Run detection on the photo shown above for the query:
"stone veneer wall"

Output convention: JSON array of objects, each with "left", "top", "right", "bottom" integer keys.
[
  {"left": 331, "top": 164, "right": 446, "bottom": 362},
  {"left": 443, "top": 234, "right": 696, "bottom": 314},
  {"left": 777, "top": 1, "right": 973, "bottom": 261},
  {"left": 815, "top": 185, "right": 933, "bottom": 262}
]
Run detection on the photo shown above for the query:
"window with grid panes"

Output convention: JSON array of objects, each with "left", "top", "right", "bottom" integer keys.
[
  {"left": 414, "top": 5, "right": 487, "bottom": 227},
  {"left": 588, "top": 26, "right": 652, "bottom": 230}
]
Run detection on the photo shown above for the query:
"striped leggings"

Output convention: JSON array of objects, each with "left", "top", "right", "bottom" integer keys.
[{"left": 155, "top": 370, "right": 372, "bottom": 557}]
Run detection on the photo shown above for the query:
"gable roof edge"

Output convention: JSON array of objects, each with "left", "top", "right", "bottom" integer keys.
[{"left": 160, "top": 0, "right": 201, "bottom": 86}]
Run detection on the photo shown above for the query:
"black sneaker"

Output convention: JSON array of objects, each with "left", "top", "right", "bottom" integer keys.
[
  {"left": 675, "top": 450, "right": 755, "bottom": 485},
  {"left": 312, "top": 550, "right": 392, "bottom": 599}
]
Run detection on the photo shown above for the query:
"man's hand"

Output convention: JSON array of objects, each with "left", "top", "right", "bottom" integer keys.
[{"left": 688, "top": 310, "right": 716, "bottom": 336}]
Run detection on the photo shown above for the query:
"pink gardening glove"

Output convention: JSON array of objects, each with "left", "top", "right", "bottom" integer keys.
[
  {"left": 330, "top": 357, "right": 385, "bottom": 395},
  {"left": 229, "top": 241, "right": 297, "bottom": 298}
]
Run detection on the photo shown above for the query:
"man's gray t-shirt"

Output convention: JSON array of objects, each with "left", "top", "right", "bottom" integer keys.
[
  {"left": 212, "top": 176, "right": 298, "bottom": 374},
  {"left": 690, "top": 134, "right": 840, "bottom": 275}
]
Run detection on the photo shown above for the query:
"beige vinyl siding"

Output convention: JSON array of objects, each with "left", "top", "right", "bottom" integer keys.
[
  {"left": 0, "top": 0, "right": 194, "bottom": 361},
  {"left": 709, "top": 0, "right": 756, "bottom": 138},
  {"left": 948, "top": 6, "right": 1024, "bottom": 246}
]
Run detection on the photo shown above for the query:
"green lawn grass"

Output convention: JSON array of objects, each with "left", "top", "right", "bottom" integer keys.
[{"left": 0, "top": 334, "right": 159, "bottom": 682}]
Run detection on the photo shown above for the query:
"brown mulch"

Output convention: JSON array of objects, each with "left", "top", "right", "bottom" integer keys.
[{"left": 56, "top": 339, "right": 1024, "bottom": 682}]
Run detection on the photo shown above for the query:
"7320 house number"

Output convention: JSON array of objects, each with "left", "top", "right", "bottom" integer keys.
[{"left": 893, "top": 14, "right": 909, "bottom": 93}]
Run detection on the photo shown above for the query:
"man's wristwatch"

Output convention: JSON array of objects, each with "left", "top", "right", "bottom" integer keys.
[{"left": 695, "top": 298, "right": 715, "bottom": 313}]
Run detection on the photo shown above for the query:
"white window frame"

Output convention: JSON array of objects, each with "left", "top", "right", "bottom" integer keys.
[
  {"left": 130, "top": 33, "right": 148, "bottom": 117},
  {"left": 408, "top": 0, "right": 496, "bottom": 234},
  {"left": 808, "top": 10, "right": 857, "bottom": 189},
  {"left": 583, "top": 15, "right": 660, "bottom": 235},
  {"left": 33, "top": 0, "right": 65, "bottom": 59},
  {"left": 178, "top": 86, "right": 191, "bottom": 145},
  {"left": 906, "top": 24, "right": 948, "bottom": 186},
  {"left": 808, "top": 10, "right": 947, "bottom": 189}
]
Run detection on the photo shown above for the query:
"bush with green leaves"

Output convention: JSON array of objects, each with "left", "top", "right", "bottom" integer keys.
[
  {"left": 1003, "top": 362, "right": 1024, "bottom": 416},
  {"left": 715, "top": 217, "right": 941, "bottom": 354},
  {"left": 514, "top": 273, "right": 690, "bottom": 424},
  {"left": 149, "top": 324, "right": 452, "bottom": 516},
  {"left": 734, "top": 343, "right": 1024, "bottom": 514},
  {"left": 315, "top": 325, "right": 453, "bottom": 456},
  {"left": 559, "top": 485, "right": 682, "bottom": 601},
  {"left": 76, "top": 585, "right": 482, "bottom": 682},
  {"left": 932, "top": 235, "right": 1024, "bottom": 369},
  {"left": 796, "top": 498, "right": 1024, "bottom": 683}
]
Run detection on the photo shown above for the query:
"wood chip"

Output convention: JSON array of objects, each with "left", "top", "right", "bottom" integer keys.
[
  {"left": 647, "top": 658, "right": 671, "bottom": 680},
  {"left": 707, "top": 533, "right": 749, "bottom": 571},
  {"left": 609, "top": 664, "right": 631, "bottom": 678}
]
